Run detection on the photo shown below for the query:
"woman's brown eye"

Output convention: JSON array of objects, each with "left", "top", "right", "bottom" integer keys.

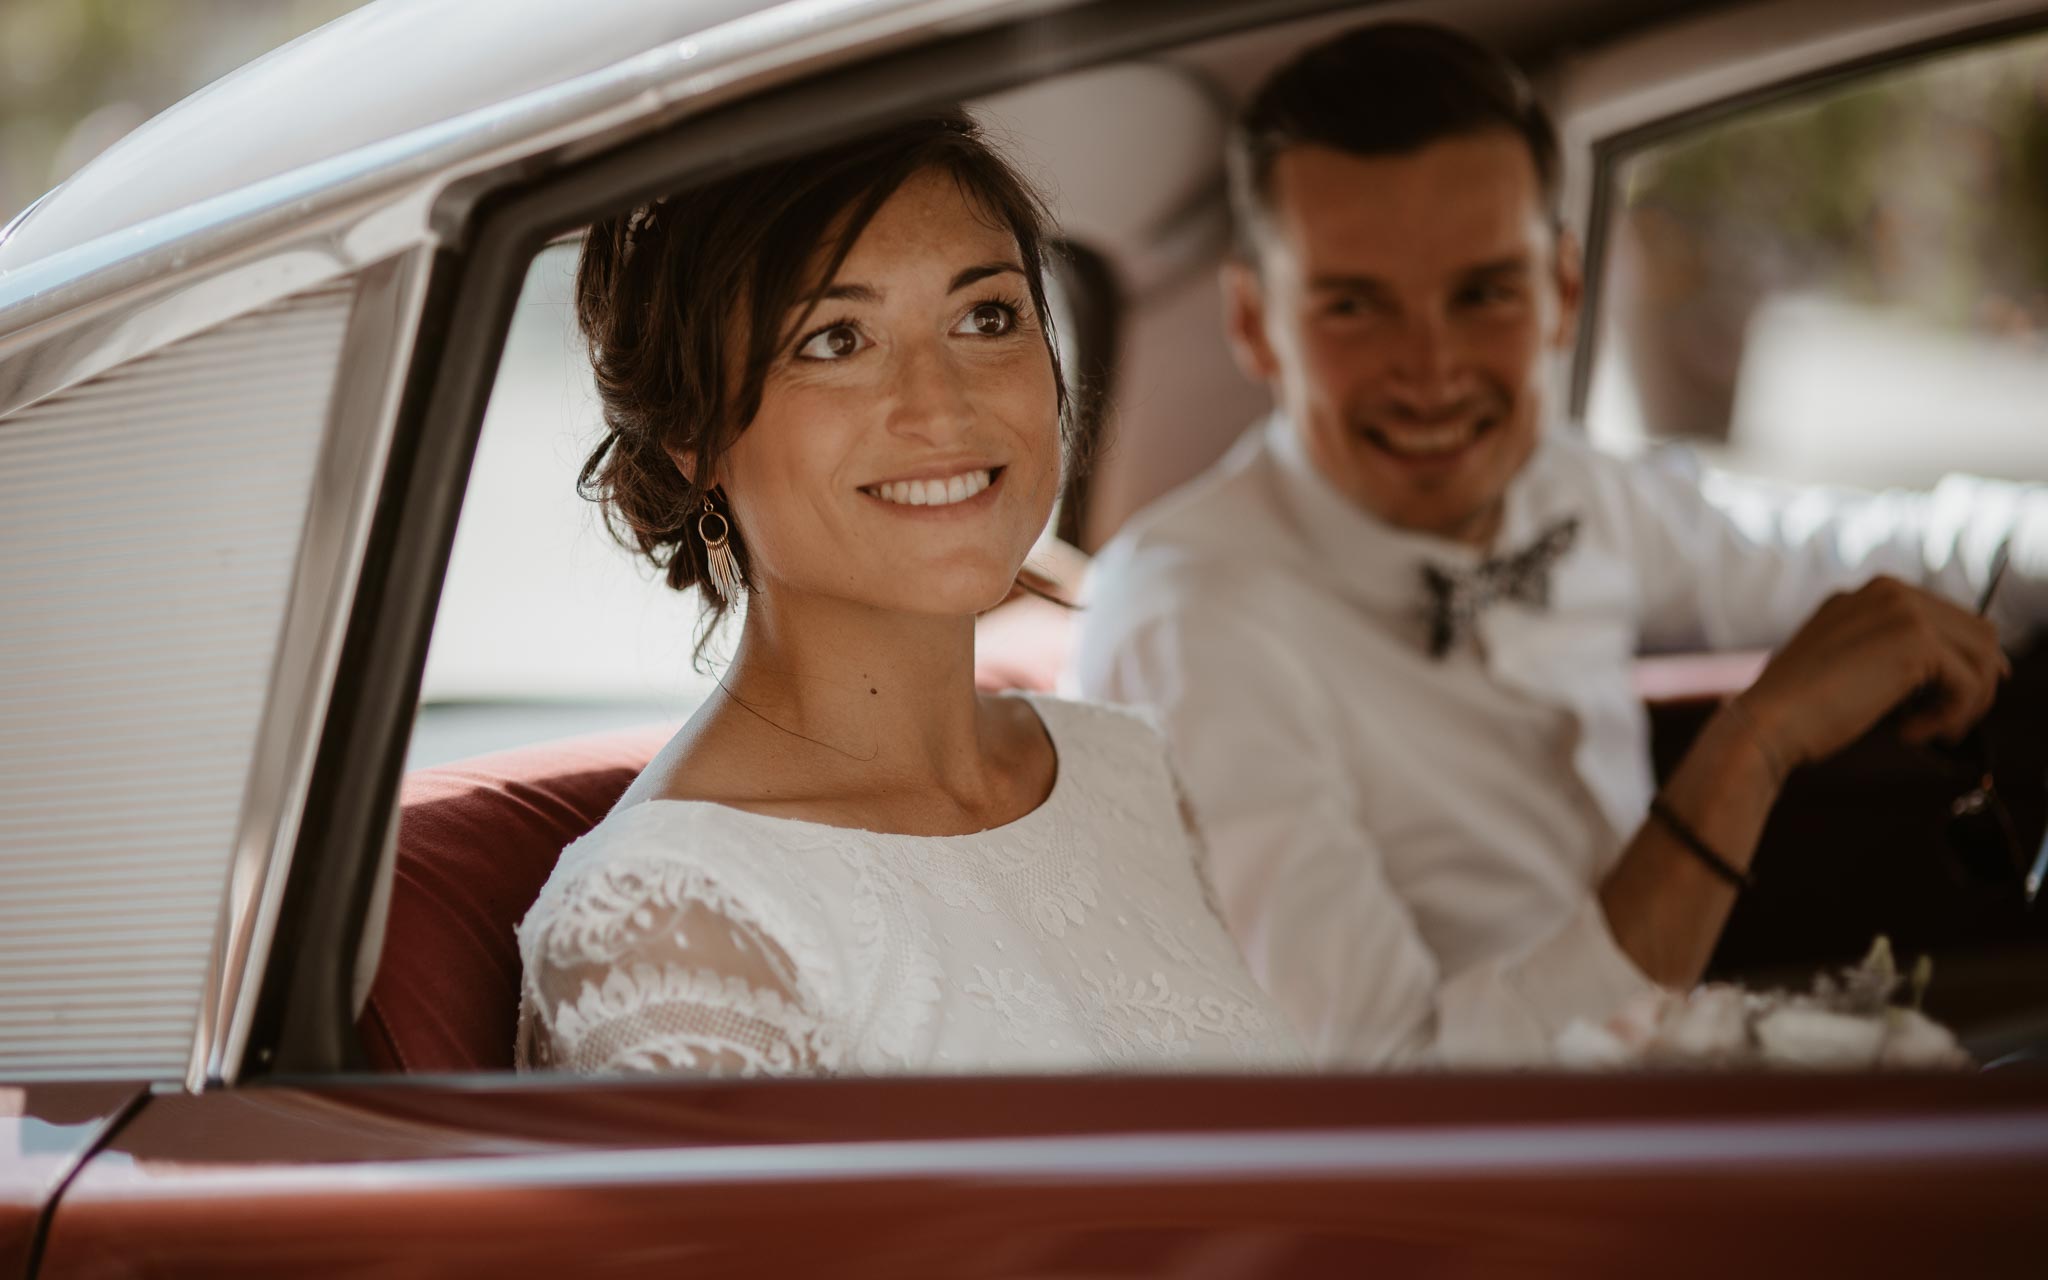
[
  {"left": 972, "top": 304, "right": 1011, "bottom": 336},
  {"left": 797, "top": 323, "right": 865, "bottom": 360}
]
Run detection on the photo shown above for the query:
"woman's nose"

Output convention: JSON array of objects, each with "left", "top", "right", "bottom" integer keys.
[{"left": 886, "top": 338, "right": 976, "bottom": 442}]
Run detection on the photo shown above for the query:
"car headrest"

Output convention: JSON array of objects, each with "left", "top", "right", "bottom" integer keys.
[{"left": 356, "top": 723, "right": 672, "bottom": 1073}]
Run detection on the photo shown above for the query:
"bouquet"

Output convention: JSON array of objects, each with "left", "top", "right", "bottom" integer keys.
[{"left": 1557, "top": 937, "right": 1969, "bottom": 1070}]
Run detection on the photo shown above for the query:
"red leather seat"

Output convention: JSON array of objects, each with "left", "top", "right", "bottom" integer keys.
[{"left": 356, "top": 723, "right": 672, "bottom": 1073}]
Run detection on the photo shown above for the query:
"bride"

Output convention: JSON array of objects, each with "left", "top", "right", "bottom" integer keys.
[{"left": 516, "top": 111, "right": 1302, "bottom": 1075}]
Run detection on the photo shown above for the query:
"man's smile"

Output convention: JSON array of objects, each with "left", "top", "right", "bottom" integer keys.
[{"left": 1359, "top": 414, "right": 1499, "bottom": 462}]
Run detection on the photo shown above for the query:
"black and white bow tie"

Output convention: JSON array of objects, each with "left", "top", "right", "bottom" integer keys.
[{"left": 1420, "top": 517, "right": 1580, "bottom": 658}]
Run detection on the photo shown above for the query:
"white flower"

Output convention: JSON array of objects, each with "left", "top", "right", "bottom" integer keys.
[
  {"left": 1878, "top": 1008, "right": 1969, "bottom": 1069},
  {"left": 1753, "top": 1006, "right": 1888, "bottom": 1068},
  {"left": 1552, "top": 935, "right": 1971, "bottom": 1072},
  {"left": 1660, "top": 984, "right": 1752, "bottom": 1060},
  {"left": 1555, "top": 1018, "right": 1636, "bottom": 1068}
]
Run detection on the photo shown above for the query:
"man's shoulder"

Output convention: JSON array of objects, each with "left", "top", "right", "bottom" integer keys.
[
  {"left": 1523, "top": 428, "right": 1713, "bottom": 550},
  {"left": 1091, "top": 427, "right": 1303, "bottom": 604}
]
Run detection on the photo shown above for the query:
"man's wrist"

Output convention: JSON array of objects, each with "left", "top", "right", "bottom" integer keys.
[{"left": 1718, "top": 693, "right": 1794, "bottom": 791}]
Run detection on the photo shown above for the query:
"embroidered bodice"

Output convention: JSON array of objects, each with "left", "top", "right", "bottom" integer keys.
[{"left": 515, "top": 695, "right": 1302, "bottom": 1075}]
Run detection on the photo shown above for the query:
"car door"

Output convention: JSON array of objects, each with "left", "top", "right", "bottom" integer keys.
[
  {"left": 32, "top": 1072, "right": 2048, "bottom": 1277},
  {"left": 10, "top": 2, "right": 2048, "bottom": 1276}
]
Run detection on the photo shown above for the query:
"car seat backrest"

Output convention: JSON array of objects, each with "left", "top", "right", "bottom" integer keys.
[{"left": 356, "top": 724, "right": 672, "bottom": 1073}]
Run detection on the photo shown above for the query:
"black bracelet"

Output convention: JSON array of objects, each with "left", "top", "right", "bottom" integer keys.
[{"left": 1648, "top": 797, "right": 1756, "bottom": 891}]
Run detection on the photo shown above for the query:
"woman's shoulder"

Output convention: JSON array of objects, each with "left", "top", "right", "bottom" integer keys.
[
  {"left": 519, "top": 799, "right": 844, "bottom": 969},
  {"left": 1017, "top": 692, "right": 1185, "bottom": 825},
  {"left": 1018, "top": 692, "right": 1170, "bottom": 761},
  {"left": 559, "top": 795, "right": 842, "bottom": 869}
]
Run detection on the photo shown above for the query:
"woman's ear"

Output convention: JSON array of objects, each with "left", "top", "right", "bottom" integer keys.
[{"left": 662, "top": 440, "right": 708, "bottom": 488}]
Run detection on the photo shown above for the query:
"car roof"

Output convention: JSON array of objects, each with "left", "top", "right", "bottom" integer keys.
[
  {"left": 0, "top": 0, "right": 1098, "bottom": 412},
  {"left": 0, "top": 0, "right": 790, "bottom": 269},
  {"left": 0, "top": 0, "right": 1730, "bottom": 282}
]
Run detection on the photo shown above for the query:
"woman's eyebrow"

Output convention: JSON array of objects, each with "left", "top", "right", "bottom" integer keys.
[
  {"left": 815, "top": 281, "right": 880, "bottom": 303},
  {"left": 949, "top": 261, "right": 1025, "bottom": 292},
  {"left": 802, "top": 262, "right": 1024, "bottom": 307}
]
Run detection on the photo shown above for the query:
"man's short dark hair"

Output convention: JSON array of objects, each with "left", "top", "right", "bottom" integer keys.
[{"left": 1228, "top": 22, "right": 1561, "bottom": 254}]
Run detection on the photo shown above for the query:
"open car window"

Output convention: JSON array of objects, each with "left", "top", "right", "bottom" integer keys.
[
  {"left": 1585, "top": 27, "right": 2048, "bottom": 489},
  {"left": 408, "top": 243, "right": 721, "bottom": 770},
  {"left": 318, "top": 3, "right": 2048, "bottom": 1090}
]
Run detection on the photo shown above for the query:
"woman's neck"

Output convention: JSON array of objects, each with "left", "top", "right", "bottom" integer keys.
[{"left": 718, "top": 586, "right": 990, "bottom": 793}]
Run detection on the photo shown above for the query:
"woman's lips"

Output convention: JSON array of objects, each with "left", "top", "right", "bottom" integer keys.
[{"left": 860, "top": 466, "right": 1003, "bottom": 509}]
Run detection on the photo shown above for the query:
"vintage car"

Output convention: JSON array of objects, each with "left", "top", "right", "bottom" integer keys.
[{"left": 2, "top": 0, "right": 2046, "bottom": 1274}]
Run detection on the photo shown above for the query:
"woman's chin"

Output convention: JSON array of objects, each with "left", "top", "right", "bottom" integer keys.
[{"left": 867, "top": 563, "right": 1028, "bottom": 619}]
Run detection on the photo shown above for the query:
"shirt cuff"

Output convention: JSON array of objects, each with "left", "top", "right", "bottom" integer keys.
[
  {"left": 2007, "top": 491, "right": 2048, "bottom": 638},
  {"left": 1508, "top": 897, "right": 1663, "bottom": 1040},
  {"left": 1431, "top": 897, "right": 1665, "bottom": 1067}
]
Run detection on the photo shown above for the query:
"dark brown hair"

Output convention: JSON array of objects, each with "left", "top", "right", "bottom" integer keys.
[
  {"left": 574, "top": 109, "right": 1067, "bottom": 628},
  {"left": 1228, "top": 22, "right": 1562, "bottom": 255}
]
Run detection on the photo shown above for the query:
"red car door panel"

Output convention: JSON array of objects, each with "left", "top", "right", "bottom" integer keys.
[
  {"left": 38, "top": 1074, "right": 2048, "bottom": 1277},
  {"left": 0, "top": 1083, "right": 144, "bottom": 1280}
]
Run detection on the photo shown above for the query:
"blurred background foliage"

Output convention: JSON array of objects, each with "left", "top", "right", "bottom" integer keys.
[
  {"left": 1622, "top": 29, "right": 2048, "bottom": 333},
  {"left": 1607, "top": 30, "right": 2048, "bottom": 443},
  {"left": 1, "top": 0, "right": 367, "bottom": 226}
]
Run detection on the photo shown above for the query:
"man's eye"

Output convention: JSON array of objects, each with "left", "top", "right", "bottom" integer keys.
[
  {"left": 797, "top": 324, "right": 867, "bottom": 360},
  {"left": 1461, "top": 283, "right": 1523, "bottom": 309},
  {"left": 956, "top": 302, "right": 1017, "bottom": 337}
]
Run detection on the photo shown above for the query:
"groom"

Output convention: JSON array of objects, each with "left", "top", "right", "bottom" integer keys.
[{"left": 1072, "top": 22, "right": 2045, "bottom": 1066}]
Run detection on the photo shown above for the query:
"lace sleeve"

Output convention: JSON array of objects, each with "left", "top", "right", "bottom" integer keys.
[{"left": 519, "top": 863, "right": 837, "bottom": 1076}]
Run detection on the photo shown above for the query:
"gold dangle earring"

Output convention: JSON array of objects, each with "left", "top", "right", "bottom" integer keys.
[{"left": 698, "top": 496, "right": 745, "bottom": 601}]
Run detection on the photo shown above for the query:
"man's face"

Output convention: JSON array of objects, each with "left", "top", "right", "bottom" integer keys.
[{"left": 1227, "top": 130, "right": 1579, "bottom": 547}]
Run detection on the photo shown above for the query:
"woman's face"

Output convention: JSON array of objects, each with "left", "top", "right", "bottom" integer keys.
[{"left": 717, "top": 167, "right": 1061, "bottom": 619}]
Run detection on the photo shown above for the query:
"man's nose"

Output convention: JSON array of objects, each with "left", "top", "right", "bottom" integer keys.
[
  {"left": 887, "top": 337, "right": 976, "bottom": 442},
  {"left": 1386, "top": 312, "right": 1464, "bottom": 408}
]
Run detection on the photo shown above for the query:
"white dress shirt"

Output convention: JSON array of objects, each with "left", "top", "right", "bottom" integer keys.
[{"left": 1071, "top": 415, "right": 2044, "bottom": 1067}]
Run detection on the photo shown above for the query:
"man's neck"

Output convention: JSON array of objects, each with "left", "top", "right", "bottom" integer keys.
[{"left": 1431, "top": 499, "right": 1505, "bottom": 551}]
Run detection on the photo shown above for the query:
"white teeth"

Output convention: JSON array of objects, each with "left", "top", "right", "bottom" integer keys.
[
  {"left": 1382, "top": 424, "right": 1476, "bottom": 456},
  {"left": 868, "top": 469, "right": 993, "bottom": 508}
]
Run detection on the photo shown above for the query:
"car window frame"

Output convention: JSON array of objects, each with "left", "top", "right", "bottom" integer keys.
[{"left": 239, "top": 0, "right": 1384, "bottom": 1084}]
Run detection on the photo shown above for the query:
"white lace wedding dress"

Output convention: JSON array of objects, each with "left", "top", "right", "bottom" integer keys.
[{"left": 516, "top": 696, "right": 1303, "bottom": 1075}]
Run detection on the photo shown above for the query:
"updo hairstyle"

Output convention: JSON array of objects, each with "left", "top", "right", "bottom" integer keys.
[{"left": 574, "top": 110, "right": 1067, "bottom": 625}]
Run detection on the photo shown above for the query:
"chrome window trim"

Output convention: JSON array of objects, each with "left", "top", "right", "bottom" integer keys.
[
  {"left": 189, "top": 251, "right": 435, "bottom": 1092},
  {"left": 0, "top": 188, "right": 52, "bottom": 254},
  {"left": 1556, "top": 0, "right": 2048, "bottom": 417},
  {"left": 0, "top": 0, "right": 1080, "bottom": 425},
  {"left": 114, "top": 1112, "right": 2048, "bottom": 1189}
]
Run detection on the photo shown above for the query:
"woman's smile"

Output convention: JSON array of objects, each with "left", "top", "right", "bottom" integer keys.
[{"left": 860, "top": 464, "right": 1005, "bottom": 511}]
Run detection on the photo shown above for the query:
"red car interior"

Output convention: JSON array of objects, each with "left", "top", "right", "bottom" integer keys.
[
  {"left": 362, "top": 612, "right": 2048, "bottom": 1074},
  {"left": 357, "top": 725, "right": 673, "bottom": 1073}
]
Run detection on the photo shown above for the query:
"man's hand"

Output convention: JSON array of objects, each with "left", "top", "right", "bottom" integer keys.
[
  {"left": 1736, "top": 576, "right": 2009, "bottom": 772},
  {"left": 1605, "top": 576, "right": 2007, "bottom": 989}
]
